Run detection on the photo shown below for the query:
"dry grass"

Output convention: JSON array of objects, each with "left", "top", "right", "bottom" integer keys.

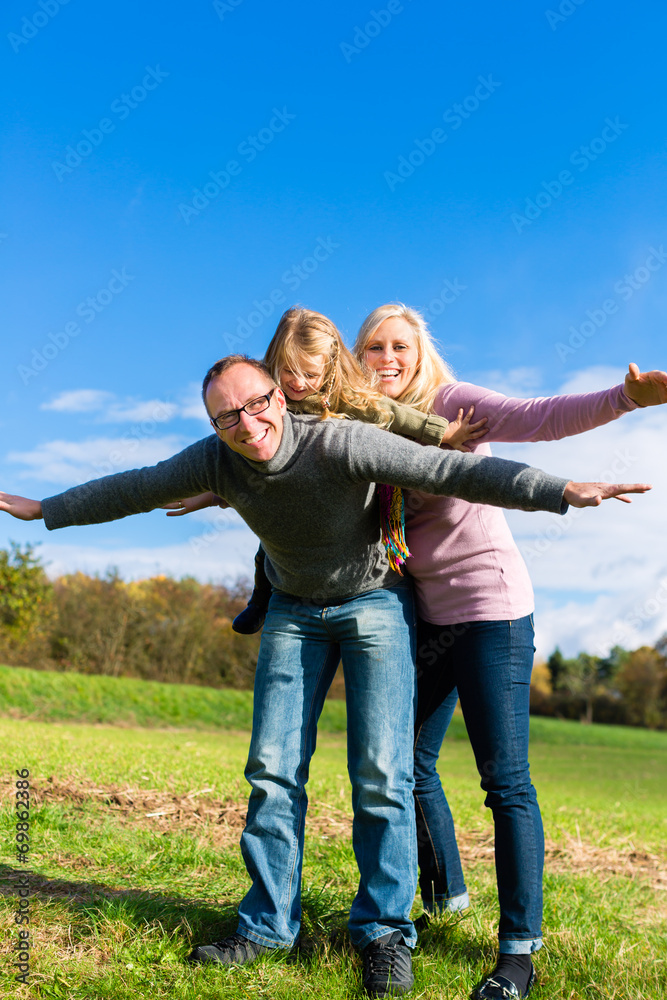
[{"left": 8, "top": 776, "right": 667, "bottom": 896}]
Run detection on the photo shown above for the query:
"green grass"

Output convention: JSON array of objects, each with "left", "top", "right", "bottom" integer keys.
[
  {"left": 0, "top": 664, "right": 347, "bottom": 733},
  {"left": 0, "top": 669, "right": 666, "bottom": 998}
]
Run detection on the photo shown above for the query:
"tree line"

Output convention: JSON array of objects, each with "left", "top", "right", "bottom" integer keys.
[
  {"left": 531, "top": 644, "right": 667, "bottom": 729},
  {"left": 0, "top": 543, "right": 260, "bottom": 689},
  {"left": 1, "top": 543, "right": 665, "bottom": 727}
]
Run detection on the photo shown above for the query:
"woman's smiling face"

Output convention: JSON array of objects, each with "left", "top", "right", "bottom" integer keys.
[{"left": 363, "top": 316, "right": 419, "bottom": 399}]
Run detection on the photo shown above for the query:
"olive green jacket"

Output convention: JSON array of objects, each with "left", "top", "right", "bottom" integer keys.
[{"left": 289, "top": 393, "right": 449, "bottom": 446}]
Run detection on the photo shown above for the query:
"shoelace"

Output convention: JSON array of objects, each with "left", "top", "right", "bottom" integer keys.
[
  {"left": 212, "top": 933, "right": 255, "bottom": 958},
  {"left": 482, "top": 977, "right": 519, "bottom": 999},
  {"left": 365, "top": 942, "right": 403, "bottom": 977}
]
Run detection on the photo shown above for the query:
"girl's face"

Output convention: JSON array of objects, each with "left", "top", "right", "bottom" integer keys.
[
  {"left": 278, "top": 352, "right": 329, "bottom": 401},
  {"left": 363, "top": 317, "right": 419, "bottom": 399}
]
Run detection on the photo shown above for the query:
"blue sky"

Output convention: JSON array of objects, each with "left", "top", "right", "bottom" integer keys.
[{"left": 1, "top": 0, "right": 666, "bottom": 657}]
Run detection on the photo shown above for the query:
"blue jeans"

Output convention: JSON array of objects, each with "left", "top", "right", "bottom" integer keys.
[
  {"left": 237, "top": 583, "right": 418, "bottom": 950},
  {"left": 414, "top": 615, "right": 543, "bottom": 954}
]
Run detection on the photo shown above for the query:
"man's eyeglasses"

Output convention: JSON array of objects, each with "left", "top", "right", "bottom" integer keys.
[{"left": 210, "top": 388, "right": 277, "bottom": 430}]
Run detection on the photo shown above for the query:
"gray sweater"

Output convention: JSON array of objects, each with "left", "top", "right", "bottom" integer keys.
[{"left": 42, "top": 412, "right": 568, "bottom": 603}]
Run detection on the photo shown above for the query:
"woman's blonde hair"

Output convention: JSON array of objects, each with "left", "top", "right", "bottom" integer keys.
[
  {"left": 264, "top": 307, "right": 388, "bottom": 421},
  {"left": 354, "top": 303, "right": 457, "bottom": 413}
]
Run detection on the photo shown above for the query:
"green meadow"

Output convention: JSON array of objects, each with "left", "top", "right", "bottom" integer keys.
[{"left": 1, "top": 666, "right": 665, "bottom": 999}]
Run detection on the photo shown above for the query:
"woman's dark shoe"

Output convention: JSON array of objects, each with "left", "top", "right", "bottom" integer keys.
[{"left": 471, "top": 963, "right": 535, "bottom": 999}]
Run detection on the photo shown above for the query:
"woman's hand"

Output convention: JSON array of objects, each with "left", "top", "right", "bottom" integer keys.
[
  {"left": 563, "top": 481, "right": 652, "bottom": 507},
  {"left": 440, "top": 406, "right": 489, "bottom": 452},
  {"left": 624, "top": 362, "right": 667, "bottom": 406},
  {"left": 162, "top": 491, "right": 228, "bottom": 516}
]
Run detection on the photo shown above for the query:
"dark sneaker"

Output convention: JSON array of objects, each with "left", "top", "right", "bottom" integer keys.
[
  {"left": 232, "top": 603, "right": 266, "bottom": 634},
  {"left": 186, "top": 932, "right": 275, "bottom": 966},
  {"left": 472, "top": 964, "right": 536, "bottom": 999},
  {"left": 362, "top": 931, "right": 414, "bottom": 997}
]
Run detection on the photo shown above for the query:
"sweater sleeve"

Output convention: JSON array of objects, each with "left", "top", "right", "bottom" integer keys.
[
  {"left": 435, "top": 382, "right": 638, "bottom": 443},
  {"left": 343, "top": 421, "right": 568, "bottom": 514},
  {"left": 290, "top": 393, "right": 448, "bottom": 445},
  {"left": 41, "top": 437, "right": 219, "bottom": 530},
  {"left": 375, "top": 396, "right": 449, "bottom": 445}
]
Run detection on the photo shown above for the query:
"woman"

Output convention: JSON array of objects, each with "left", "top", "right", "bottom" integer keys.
[
  {"left": 168, "top": 307, "right": 484, "bottom": 634},
  {"left": 354, "top": 302, "right": 667, "bottom": 1000}
]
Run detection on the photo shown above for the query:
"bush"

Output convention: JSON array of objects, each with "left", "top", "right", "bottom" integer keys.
[{"left": 0, "top": 545, "right": 260, "bottom": 689}]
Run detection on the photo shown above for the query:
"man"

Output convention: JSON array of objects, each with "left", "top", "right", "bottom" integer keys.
[{"left": 0, "top": 355, "right": 650, "bottom": 997}]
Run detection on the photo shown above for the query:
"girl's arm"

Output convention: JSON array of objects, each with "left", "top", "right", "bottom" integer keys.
[
  {"left": 162, "top": 491, "right": 229, "bottom": 516},
  {"left": 435, "top": 364, "right": 666, "bottom": 443}
]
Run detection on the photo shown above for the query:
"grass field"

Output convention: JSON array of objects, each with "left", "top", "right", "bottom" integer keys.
[{"left": 1, "top": 666, "right": 666, "bottom": 999}]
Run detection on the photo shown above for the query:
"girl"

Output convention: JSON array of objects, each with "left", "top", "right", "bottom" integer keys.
[{"left": 166, "top": 307, "right": 487, "bottom": 633}]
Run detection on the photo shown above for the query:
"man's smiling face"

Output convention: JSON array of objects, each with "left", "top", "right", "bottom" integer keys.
[{"left": 206, "top": 363, "right": 287, "bottom": 462}]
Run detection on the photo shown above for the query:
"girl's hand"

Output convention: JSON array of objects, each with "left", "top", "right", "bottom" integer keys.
[
  {"left": 440, "top": 406, "right": 489, "bottom": 452},
  {"left": 162, "top": 492, "right": 227, "bottom": 516},
  {"left": 624, "top": 362, "right": 667, "bottom": 406}
]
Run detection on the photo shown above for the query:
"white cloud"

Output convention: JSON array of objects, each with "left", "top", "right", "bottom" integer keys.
[
  {"left": 42, "top": 389, "right": 114, "bottom": 412},
  {"left": 556, "top": 365, "right": 627, "bottom": 394},
  {"left": 38, "top": 525, "right": 260, "bottom": 586},
  {"left": 41, "top": 388, "right": 196, "bottom": 424},
  {"left": 102, "top": 400, "right": 179, "bottom": 423},
  {"left": 8, "top": 435, "right": 188, "bottom": 485},
  {"left": 179, "top": 382, "right": 210, "bottom": 424},
  {"left": 468, "top": 366, "right": 543, "bottom": 397}
]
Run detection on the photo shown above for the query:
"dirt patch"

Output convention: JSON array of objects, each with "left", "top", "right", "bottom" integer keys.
[
  {"left": 456, "top": 828, "right": 667, "bottom": 893},
  {"left": 1, "top": 776, "right": 351, "bottom": 848},
  {"left": 3, "top": 777, "right": 666, "bottom": 891}
]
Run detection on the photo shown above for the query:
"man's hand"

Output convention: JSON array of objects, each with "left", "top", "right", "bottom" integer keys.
[
  {"left": 563, "top": 481, "right": 652, "bottom": 507},
  {"left": 0, "top": 492, "right": 43, "bottom": 520},
  {"left": 624, "top": 362, "right": 667, "bottom": 406}
]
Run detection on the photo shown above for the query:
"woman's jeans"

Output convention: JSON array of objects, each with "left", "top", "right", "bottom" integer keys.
[
  {"left": 237, "top": 583, "right": 418, "bottom": 950},
  {"left": 414, "top": 614, "right": 543, "bottom": 954}
]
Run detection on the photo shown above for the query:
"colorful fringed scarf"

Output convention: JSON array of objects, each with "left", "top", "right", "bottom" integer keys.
[{"left": 378, "top": 483, "right": 411, "bottom": 574}]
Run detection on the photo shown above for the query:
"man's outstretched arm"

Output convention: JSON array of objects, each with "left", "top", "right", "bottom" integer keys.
[
  {"left": 344, "top": 420, "right": 651, "bottom": 512},
  {"left": 0, "top": 437, "right": 220, "bottom": 529}
]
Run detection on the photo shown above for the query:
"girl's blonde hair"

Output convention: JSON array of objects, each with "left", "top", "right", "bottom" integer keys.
[
  {"left": 264, "top": 307, "right": 388, "bottom": 421},
  {"left": 354, "top": 303, "right": 457, "bottom": 413}
]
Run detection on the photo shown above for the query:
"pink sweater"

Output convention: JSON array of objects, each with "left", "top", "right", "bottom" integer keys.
[{"left": 405, "top": 382, "right": 638, "bottom": 625}]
